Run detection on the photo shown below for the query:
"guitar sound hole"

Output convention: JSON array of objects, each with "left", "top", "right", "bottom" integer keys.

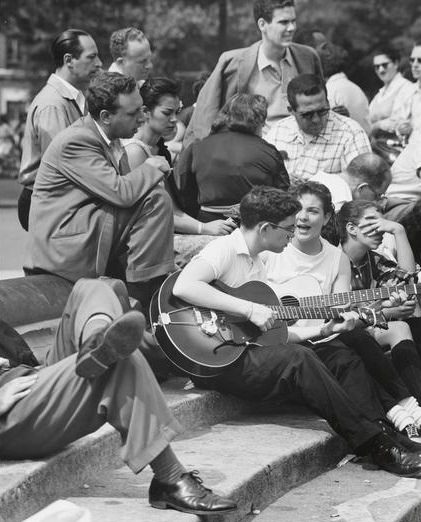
[{"left": 280, "top": 295, "right": 299, "bottom": 307}]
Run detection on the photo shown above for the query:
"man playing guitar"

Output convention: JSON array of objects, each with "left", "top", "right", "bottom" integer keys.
[{"left": 172, "top": 186, "right": 421, "bottom": 477}]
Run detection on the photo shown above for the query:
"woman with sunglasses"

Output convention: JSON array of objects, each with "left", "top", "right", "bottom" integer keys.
[
  {"left": 124, "top": 77, "right": 236, "bottom": 236},
  {"left": 263, "top": 181, "right": 421, "bottom": 437},
  {"left": 369, "top": 46, "right": 414, "bottom": 135},
  {"left": 395, "top": 43, "right": 421, "bottom": 146}
]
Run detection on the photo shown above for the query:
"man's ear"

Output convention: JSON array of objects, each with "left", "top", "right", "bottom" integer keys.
[
  {"left": 63, "top": 53, "right": 73, "bottom": 67},
  {"left": 258, "top": 221, "right": 270, "bottom": 236},
  {"left": 115, "top": 56, "right": 125, "bottom": 65},
  {"left": 257, "top": 17, "right": 266, "bottom": 33},
  {"left": 287, "top": 105, "right": 293, "bottom": 113},
  {"left": 98, "top": 109, "right": 112, "bottom": 126}
]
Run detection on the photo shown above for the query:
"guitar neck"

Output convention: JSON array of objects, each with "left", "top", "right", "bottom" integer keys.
[
  {"left": 271, "top": 304, "right": 349, "bottom": 321},
  {"left": 297, "top": 283, "right": 421, "bottom": 308}
]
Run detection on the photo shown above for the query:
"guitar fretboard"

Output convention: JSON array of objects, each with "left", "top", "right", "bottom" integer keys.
[
  {"left": 296, "top": 283, "right": 421, "bottom": 308},
  {"left": 270, "top": 305, "right": 350, "bottom": 321}
]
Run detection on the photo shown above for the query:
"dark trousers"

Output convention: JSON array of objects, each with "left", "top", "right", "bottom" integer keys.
[
  {"left": 193, "top": 340, "right": 382, "bottom": 451},
  {"left": 17, "top": 187, "right": 32, "bottom": 231},
  {"left": 337, "top": 329, "right": 410, "bottom": 411}
]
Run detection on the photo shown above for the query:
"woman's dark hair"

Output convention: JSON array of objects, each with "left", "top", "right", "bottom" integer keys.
[
  {"left": 337, "top": 200, "right": 379, "bottom": 244},
  {"left": 139, "top": 77, "right": 181, "bottom": 111},
  {"left": 373, "top": 46, "right": 400, "bottom": 64},
  {"left": 291, "top": 181, "right": 335, "bottom": 215},
  {"left": 211, "top": 93, "right": 268, "bottom": 136}
]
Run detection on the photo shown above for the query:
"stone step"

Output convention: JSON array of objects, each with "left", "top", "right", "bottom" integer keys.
[
  {"left": 0, "top": 378, "right": 255, "bottom": 522},
  {"left": 56, "top": 409, "right": 347, "bottom": 522},
  {"left": 254, "top": 459, "right": 421, "bottom": 522}
]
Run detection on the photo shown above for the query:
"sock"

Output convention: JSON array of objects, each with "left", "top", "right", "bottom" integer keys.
[
  {"left": 386, "top": 404, "right": 414, "bottom": 431},
  {"left": 149, "top": 445, "right": 186, "bottom": 485},
  {"left": 399, "top": 396, "right": 421, "bottom": 427},
  {"left": 80, "top": 314, "right": 113, "bottom": 345}
]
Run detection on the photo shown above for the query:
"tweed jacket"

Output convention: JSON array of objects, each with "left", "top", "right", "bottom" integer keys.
[
  {"left": 25, "top": 115, "right": 165, "bottom": 281},
  {"left": 183, "top": 41, "right": 322, "bottom": 147},
  {"left": 19, "top": 74, "right": 85, "bottom": 188}
]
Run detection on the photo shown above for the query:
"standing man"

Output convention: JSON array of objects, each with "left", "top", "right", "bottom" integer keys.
[
  {"left": 266, "top": 74, "right": 371, "bottom": 181},
  {"left": 109, "top": 27, "right": 153, "bottom": 86},
  {"left": 183, "top": 0, "right": 322, "bottom": 147},
  {"left": 25, "top": 72, "right": 174, "bottom": 312},
  {"left": 18, "top": 29, "right": 102, "bottom": 230}
]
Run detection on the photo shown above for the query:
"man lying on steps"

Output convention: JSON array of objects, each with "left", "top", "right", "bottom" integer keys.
[{"left": 0, "top": 278, "right": 236, "bottom": 515}]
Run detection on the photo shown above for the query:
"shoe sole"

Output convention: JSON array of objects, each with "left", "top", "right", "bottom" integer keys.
[
  {"left": 76, "top": 310, "right": 146, "bottom": 378},
  {"left": 149, "top": 500, "right": 237, "bottom": 515}
]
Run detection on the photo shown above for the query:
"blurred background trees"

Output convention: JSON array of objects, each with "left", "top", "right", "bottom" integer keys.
[{"left": 1, "top": 0, "right": 421, "bottom": 100}]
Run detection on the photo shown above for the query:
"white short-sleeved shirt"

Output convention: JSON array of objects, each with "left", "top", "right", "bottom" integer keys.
[
  {"left": 388, "top": 140, "right": 421, "bottom": 201},
  {"left": 193, "top": 228, "right": 267, "bottom": 288}
]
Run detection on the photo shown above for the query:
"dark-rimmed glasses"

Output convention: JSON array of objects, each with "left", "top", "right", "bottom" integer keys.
[
  {"left": 296, "top": 107, "right": 330, "bottom": 120},
  {"left": 410, "top": 57, "right": 421, "bottom": 65},
  {"left": 269, "top": 223, "right": 296, "bottom": 240}
]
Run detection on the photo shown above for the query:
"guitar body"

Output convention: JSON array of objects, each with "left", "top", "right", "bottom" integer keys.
[{"left": 150, "top": 272, "right": 288, "bottom": 378}]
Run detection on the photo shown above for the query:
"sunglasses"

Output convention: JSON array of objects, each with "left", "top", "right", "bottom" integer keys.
[
  {"left": 410, "top": 57, "right": 421, "bottom": 65},
  {"left": 374, "top": 62, "right": 391, "bottom": 70},
  {"left": 296, "top": 107, "right": 330, "bottom": 120}
]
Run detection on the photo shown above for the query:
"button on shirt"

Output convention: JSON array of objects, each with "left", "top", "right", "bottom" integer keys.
[
  {"left": 265, "top": 111, "right": 371, "bottom": 181},
  {"left": 193, "top": 228, "right": 267, "bottom": 288},
  {"left": 248, "top": 45, "right": 298, "bottom": 138}
]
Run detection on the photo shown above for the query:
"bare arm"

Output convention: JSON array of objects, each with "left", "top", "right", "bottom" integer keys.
[{"left": 173, "top": 259, "right": 275, "bottom": 331}]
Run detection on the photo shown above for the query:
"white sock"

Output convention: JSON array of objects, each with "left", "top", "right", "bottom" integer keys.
[
  {"left": 386, "top": 404, "right": 415, "bottom": 431},
  {"left": 399, "top": 396, "right": 421, "bottom": 427}
]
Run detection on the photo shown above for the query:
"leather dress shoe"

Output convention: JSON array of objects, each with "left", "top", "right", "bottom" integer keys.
[
  {"left": 370, "top": 432, "right": 421, "bottom": 477},
  {"left": 379, "top": 420, "right": 421, "bottom": 454},
  {"left": 76, "top": 310, "right": 145, "bottom": 378},
  {"left": 149, "top": 470, "right": 237, "bottom": 515}
]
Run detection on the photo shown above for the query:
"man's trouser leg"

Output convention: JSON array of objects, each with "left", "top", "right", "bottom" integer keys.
[
  {"left": 193, "top": 343, "right": 382, "bottom": 451},
  {"left": 337, "top": 329, "right": 410, "bottom": 408},
  {"left": 0, "top": 279, "right": 181, "bottom": 472},
  {"left": 114, "top": 185, "right": 175, "bottom": 283}
]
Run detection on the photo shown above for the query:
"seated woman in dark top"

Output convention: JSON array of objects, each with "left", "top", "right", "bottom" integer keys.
[
  {"left": 124, "top": 77, "right": 236, "bottom": 236},
  {"left": 176, "top": 93, "right": 290, "bottom": 222}
]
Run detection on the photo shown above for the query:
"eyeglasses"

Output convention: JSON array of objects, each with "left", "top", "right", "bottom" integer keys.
[
  {"left": 296, "top": 107, "right": 330, "bottom": 120},
  {"left": 374, "top": 62, "right": 391, "bottom": 70},
  {"left": 410, "top": 57, "right": 421, "bottom": 65},
  {"left": 356, "top": 183, "right": 385, "bottom": 201},
  {"left": 269, "top": 223, "right": 296, "bottom": 239}
]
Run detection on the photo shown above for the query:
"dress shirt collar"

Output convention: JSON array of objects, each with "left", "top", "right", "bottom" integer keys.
[
  {"left": 328, "top": 72, "right": 347, "bottom": 82},
  {"left": 231, "top": 228, "right": 254, "bottom": 257},
  {"left": 257, "top": 44, "right": 292, "bottom": 72},
  {"left": 52, "top": 73, "right": 85, "bottom": 113},
  {"left": 93, "top": 119, "right": 112, "bottom": 146}
]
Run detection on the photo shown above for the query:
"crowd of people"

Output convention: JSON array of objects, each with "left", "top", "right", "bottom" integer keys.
[{"left": 3, "top": 0, "right": 421, "bottom": 515}]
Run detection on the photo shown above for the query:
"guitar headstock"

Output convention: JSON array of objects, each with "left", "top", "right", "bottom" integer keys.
[{"left": 357, "top": 305, "right": 388, "bottom": 330}]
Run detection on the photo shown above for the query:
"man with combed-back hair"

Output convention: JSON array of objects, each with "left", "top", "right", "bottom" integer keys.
[
  {"left": 18, "top": 29, "right": 102, "bottom": 230},
  {"left": 25, "top": 71, "right": 175, "bottom": 312},
  {"left": 109, "top": 27, "right": 152, "bottom": 85},
  {"left": 183, "top": 0, "right": 322, "bottom": 147}
]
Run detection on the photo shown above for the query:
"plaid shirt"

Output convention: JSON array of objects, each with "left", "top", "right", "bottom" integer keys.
[{"left": 265, "top": 110, "right": 371, "bottom": 181}]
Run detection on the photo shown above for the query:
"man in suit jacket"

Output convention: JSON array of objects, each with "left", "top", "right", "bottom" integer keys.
[
  {"left": 25, "top": 72, "right": 175, "bottom": 311},
  {"left": 18, "top": 29, "right": 103, "bottom": 230},
  {"left": 183, "top": 0, "right": 322, "bottom": 147}
]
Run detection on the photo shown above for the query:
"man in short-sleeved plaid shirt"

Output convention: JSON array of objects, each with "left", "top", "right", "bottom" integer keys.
[{"left": 265, "top": 73, "right": 371, "bottom": 181}]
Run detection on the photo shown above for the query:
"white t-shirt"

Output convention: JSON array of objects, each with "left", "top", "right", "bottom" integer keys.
[
  {"left": 193, "top": 228, "right": 267, "bottom": 288},
  {"left": 388, "top": 140, "right": 421, "bottom": 201}
]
